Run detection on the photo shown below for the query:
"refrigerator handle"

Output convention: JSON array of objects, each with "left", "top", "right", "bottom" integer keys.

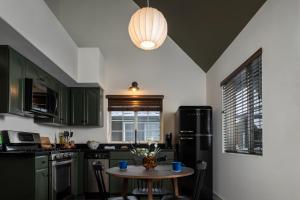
[
  {"left": 180, "top": 130, "right": 194, "bottom": 133},
  {"left": 180, "top": 137, "right": 194, "bottom": 140}
]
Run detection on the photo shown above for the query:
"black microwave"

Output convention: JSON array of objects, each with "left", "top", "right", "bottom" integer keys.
[{"left": 24, "top": 78, "right": 58, "bottom": 118}]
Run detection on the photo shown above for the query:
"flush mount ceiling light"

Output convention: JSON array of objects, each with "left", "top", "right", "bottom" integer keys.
[
  {"left": 129, "top": 81, "right": 140, "bottom": 92},
  {"left": 128, "top": 0, "right": 168, "bottom": 50}
]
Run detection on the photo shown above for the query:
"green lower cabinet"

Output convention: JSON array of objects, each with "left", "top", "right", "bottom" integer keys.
[
  {"left": 0, "top": 155, "right": 49, "bottom": 200},
  {"left": 72, "top": 152, "right": 84, "bottom": 197},
  {"left": 34, "top": 156, "right": 49, "bottom": 200},
  {"left": 35, "top": 168, "right": 49, "bottom": 200},
  {"left": 78, "top": 152, "right": 85, "bottom": 195}
]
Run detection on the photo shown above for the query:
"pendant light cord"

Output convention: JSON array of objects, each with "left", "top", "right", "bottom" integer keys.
[{"left": 147, "top": 0, "right": 150, "bottom": 7}]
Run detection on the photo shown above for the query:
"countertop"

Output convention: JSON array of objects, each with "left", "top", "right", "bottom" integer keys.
[{"left": 0, "top": 143, "right": 175, "bottom": 157}]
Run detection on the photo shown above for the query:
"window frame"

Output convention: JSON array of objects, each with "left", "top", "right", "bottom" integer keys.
[
  {"left": 108, "top": 111, "right": 164, "bottom": 143},
  {"left": 221, "top": 48, "right": 263, "bottom": 156}
]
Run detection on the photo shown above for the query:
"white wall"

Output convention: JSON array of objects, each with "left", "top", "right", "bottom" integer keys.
[
  {"left": 72, "top": 47, "right": 108, "bottom": 143},
  {"left": 0, "top": 0, "right": 78, "bottom": 80},
  {"left": 77, "top": 48, "right": 106, "bottom": 88},
  {"left": 0, "top": 0, "right": 79, "bottom": 141},
  {"left": 47, "top": 0, "right": 207, "bottom": 143},
  {"left": 206, "top": 0, "right": 300, "bottom": 200}
]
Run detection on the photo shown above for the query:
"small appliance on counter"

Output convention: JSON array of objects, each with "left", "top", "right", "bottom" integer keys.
[{"left": 165, "top": 132, "right": 173, "bottom": 149}]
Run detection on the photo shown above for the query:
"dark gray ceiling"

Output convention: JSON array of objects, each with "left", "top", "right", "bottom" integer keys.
[{"left": 133, "top": 0, "right": 266, "bottom": 72}]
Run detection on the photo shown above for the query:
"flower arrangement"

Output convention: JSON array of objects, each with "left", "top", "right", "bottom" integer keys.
[{"left": 130, "top": 142, "right": 161, "bottom": 169}]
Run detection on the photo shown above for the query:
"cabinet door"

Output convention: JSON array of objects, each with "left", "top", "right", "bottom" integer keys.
[
  {"left": 70, "top": 88, "right": 85, "bottom": 125},
  {"left": 35, "top": 168, "right": 48, "bottom": 200},
  {"left": 85, "top": 88, "right": 100, "bottom": 126},
  {"left": 77, "top": 152, "right": 85, "bottom": 195},
  {"left": 25, "top": 59, "right": 41, "bottom": 81},
  {"left": 8, "top": 48, "right": 25, "bottom": 115},
  {"left": 99, "top": 88, "right": 104, "bottom": 127},
  {"left": 59, "top": 86, "right": 70, "bottom": 125}
]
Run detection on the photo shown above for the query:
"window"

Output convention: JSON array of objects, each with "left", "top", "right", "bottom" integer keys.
[
  {"left": 111, "top": 111, "right": 161, "bottom": 142},
  {"left": 106, "top": 95, "right": 164, "bottom": 143},
  {"left": 221, "top": 49, "right": 263, "bottom": 155}
]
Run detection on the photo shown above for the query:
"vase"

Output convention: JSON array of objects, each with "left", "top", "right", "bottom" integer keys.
[{"left": 143, "top": 156, "right": 157, "bottom": 170}]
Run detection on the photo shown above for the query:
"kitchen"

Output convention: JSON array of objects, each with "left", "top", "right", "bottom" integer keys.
[{"left": 0, "top": 0, "right": 299, "bottom": 200}]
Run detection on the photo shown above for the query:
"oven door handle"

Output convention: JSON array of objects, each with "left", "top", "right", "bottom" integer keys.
[{"left": 53, "top": 159, "right": 73, "bottom": 166}]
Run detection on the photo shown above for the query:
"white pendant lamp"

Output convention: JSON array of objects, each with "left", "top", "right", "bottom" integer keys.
[{"left": 128, "top": 0, "right": 168, "bottom": 50}]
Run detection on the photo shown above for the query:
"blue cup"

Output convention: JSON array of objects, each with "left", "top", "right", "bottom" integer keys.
[
  {"left": 119, "top": 160, "right": 128, "bottom": 171},
  {"left": 172, "top": 161, "right": 183, "bottom": 172}
]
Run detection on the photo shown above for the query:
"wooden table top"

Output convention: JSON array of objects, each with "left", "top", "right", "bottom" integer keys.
[{"left": 106, "top": 165, "right": 194, "bottom": 180}]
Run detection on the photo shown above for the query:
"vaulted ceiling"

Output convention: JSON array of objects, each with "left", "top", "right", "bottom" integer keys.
[{"left": 133, "top": 0, "right": 266, "bottom": 72}]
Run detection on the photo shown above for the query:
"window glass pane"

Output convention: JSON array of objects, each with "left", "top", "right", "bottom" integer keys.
[
  {"left": 137, "top": 111, "right": 160, "bottom": 142},
  {"left": 111, "top": 121, "right": 122, "bottom": 131},
  {"left": 137, "top": 130, "right": 145, "bottom": 141},
  {"left": 111, "top": 131, "right": 122, "bottom": 141},
  {"left": 124, "top": 122, "right": 134, "bottom": 142}
]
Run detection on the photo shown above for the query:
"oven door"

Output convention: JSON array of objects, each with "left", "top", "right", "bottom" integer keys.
[{"left": 50, "top": 159, "right": 73, "bottom": 200}]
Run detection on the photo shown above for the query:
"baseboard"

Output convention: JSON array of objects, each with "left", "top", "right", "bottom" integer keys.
[{"left": 213, "top": 193, "right": 223, "bottom": 200}]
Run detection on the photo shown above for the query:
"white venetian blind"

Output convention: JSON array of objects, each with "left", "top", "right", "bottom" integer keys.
[{"left": 221, "top": 49, "right": 263, "bottom": 155}]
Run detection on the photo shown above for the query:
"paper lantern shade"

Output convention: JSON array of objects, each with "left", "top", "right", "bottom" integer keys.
[{"left": 128, "top": 7, "right": 168, "bottom": 50}]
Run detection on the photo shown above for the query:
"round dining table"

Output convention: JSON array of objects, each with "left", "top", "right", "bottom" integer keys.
[{"left": 106, "top": 165, "right": 194, "bottom": 200}]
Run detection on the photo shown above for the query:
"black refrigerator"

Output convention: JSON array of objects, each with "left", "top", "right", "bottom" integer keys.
[{"left": 176, "top": 106, "right": 212, "bottom": 200}]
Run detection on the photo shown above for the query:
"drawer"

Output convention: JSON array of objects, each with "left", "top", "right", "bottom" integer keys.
[
  {"left": 109, "top": 151, "right": 134, "bottom": 160},
  {"left": 35, "top": 156, "right": 48, "bottom": 170}
]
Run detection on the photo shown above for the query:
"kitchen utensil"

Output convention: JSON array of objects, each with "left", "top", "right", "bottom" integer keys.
[
  {"left": 40, "top": 137, "right": 52, "bottom": 150},
  {"left": 64, "top": 131, "right": 69, "bottom": 142}
]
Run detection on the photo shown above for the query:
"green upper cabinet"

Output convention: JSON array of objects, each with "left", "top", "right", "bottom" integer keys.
[
  {"left": 70, "top": 88, "right": 85, "bottom": 125},
  {"left": 0, "top": 46, "right": 25, "bottom": 115},
  {"left": 99, "top": 88, "right": 104, "bottom": 127},
  {"left": 59, "top": 85, "right": 70, "bottom": 125},
  {"left": 9, "top": 48, "right": 25, "bottom": 115},
  {"left": 25, "top": 58, "right": 60, "bottom": 92},
  {"left": 70, "top": 87, "right": 103, "bottom": 127},
  {"left": 85, "top": 88, "right": 100, "bottom": 126}
]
